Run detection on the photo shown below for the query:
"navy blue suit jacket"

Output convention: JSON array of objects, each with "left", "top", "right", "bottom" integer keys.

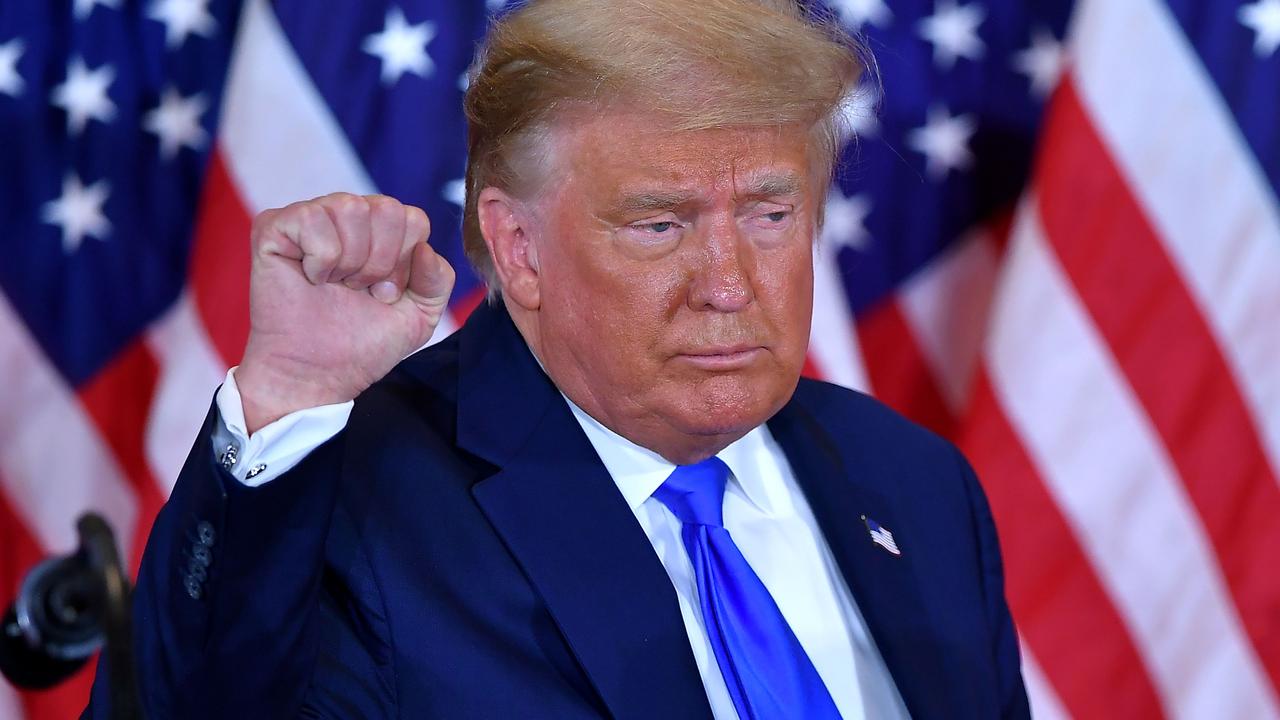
[{"left": 89, "top": 301, "right": 1029, "bottom": 719}]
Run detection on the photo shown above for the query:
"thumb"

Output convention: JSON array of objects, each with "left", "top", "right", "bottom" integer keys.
[{"left": 404, "top": 242, "right": 455, "bottom": 315}]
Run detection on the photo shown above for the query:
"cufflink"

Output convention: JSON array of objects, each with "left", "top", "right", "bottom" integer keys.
[{"left": 219, "top": 443, "right": 238, "bottom": 470}]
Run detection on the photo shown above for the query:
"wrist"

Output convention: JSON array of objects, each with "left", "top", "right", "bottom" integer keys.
[{"left": 234, "top": 359, "right": 356, "bottom": 435}]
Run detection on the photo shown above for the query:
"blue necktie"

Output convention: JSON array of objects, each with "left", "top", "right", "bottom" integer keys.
[{"left": 653, "top": 457, "right": 842, "bottom": 719}]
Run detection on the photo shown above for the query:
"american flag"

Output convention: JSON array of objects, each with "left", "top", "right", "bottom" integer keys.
[
  {"left": 863, "top": 517, "right": 902, "bottom": 556},
  {"left": 1, "top": 0, "right": 1277, "bottom": 717}
]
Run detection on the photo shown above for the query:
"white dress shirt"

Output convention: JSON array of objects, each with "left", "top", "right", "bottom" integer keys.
[
  {"left": 213, "top": 368, "right": 910, "bottom": 719},
  {"left": 212, "top": 369, "right": 353, "bottom": 485}
]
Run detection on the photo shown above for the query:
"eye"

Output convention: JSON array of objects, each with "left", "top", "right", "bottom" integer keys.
[
  {"left": 752, "top": 207, "right": 792, "bottom": 226},
  {"left": 628, "top": 219, "right": 682, "bottom": 236},
  {"left": 620, "top": 216, "right": 685, "bottom": 250}
]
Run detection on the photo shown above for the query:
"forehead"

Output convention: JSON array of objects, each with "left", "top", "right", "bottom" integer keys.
[{"left": 552, "top": 108, "right": 819, "bottom": 196}]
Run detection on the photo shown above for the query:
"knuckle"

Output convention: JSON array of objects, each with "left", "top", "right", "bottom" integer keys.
[
  {"left": 314, "top": 242, "right": 342, "bottom": 264},
  {"left": 252, "top": 207, "right": 278, "bottom": 227},
  {"left": 366, "top": 193, "right": 401, "bottom": 213},
  {"left": 295, "top": 201, "right": 326, "bottom": 227},
  {"left": 404, "top": 205, "right": 431, "bottom": 238},
  {"left": 369, "top": 196, "right": 406, "bottom": 236},
  {"left": 323, "top": 191, "right": 358, "bottom": 205},
  {"left": 249, "top": 208, "right": 277, "bottom": 240},
  {"left": 439, "top": 257, "right": 456, "bottom": 282},
  {"left": 332, "top": 192, "right": 371, "bottom": 219},
  {"left": 296, "top": 198, "right": 322, "bottom": 219}
]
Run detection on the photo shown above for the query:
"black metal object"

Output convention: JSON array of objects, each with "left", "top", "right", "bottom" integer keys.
[{"left": 0, "top": 513, "right": 140, "bottom": 719}]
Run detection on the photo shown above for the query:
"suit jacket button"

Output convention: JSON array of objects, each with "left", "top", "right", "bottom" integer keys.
[
  {"left": 192, "top": 544, "right": 212, "bottom": 567},
  {"left": 184, "top": 574, "right": 203, "bottom": 600},
  {"left": 196, "top": 521, "right": 215, "bottom": 547},
  {"left": 187, "top": 558, "right": 208, "bottom": 583}
]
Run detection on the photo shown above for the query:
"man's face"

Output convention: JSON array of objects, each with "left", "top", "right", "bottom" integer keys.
[{"left": 524, "top": 109, "right": 819, "bottom": 462}]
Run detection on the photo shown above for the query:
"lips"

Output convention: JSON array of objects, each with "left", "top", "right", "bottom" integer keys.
[
  {"left": 682, "top": 343, "right": 758, "bottom": 356},
  {"left": 676, "top": 344, "right": 766, "bottom": 370}
]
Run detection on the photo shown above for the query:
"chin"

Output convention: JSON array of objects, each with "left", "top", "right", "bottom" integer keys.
[{"left": 669, "top": 374, "right": 791, "bottom": 437}]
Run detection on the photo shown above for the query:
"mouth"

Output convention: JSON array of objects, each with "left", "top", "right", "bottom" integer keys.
[{"left": 675, "top": 345, "right": 766, "bottom": 371}]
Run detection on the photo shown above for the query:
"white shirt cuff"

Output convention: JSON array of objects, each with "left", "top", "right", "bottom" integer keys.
[{"left": 212, "top": 367, "right": 354, "bottom": 487}]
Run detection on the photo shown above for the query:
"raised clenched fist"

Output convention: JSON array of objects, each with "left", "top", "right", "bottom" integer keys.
[{"left": 234, "top": 193, "right": 455, "bottom": 433}]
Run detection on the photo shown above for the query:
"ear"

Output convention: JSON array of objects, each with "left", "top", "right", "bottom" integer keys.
[{"left": 477, "top": 186, "right": 541, "bottom": 311}]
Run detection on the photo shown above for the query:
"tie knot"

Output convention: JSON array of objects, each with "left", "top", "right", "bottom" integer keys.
[{"left": 653, "top": 456, "right": 731, "bottom": 527}]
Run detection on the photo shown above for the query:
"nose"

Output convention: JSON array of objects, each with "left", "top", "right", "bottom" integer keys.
[{"left": 687, "top": 219, "right": 754, "bottom": 312}]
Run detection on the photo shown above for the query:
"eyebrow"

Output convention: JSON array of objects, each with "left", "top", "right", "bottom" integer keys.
[
  {"left": 611, "top": 173, "right": 805, "bottom": 215},
  {"left": 741, "top": 173, "right": 804, "bottom": 199},
  {"left": 611, "top": 190, "right": 698, "bottom": 215}
]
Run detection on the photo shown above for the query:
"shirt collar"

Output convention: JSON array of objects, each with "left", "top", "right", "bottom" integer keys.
[{"left": 562, "top": 394, "right": 784, "bottom": 516}]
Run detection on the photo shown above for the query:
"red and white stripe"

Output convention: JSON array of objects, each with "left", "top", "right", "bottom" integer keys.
[
  {"left": 809, "top": 0, "right": 1280, "bottom": 716},
  {"left": 809, "top": 243, "right": 870, "bottom": 392},
  {"left": 1020, "top": 642, "right": 1069, "bottom": 720},
  {"left": 0, "top": 293, "right": 139, "bottom": 562},
  {"left": 991, "top": 198, "right": 1276, "bottom": 716},
  {"left": 1071, "top": 0, "right": 1280, "bottom": 481}
]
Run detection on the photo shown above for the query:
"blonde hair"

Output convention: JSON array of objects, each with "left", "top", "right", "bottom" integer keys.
[{"left": 462, "top": 0, "right": 865, "bottom": 291}]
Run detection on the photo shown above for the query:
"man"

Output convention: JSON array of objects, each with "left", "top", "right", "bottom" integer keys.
[{"left": 89, "top": 0, "right": 1029, "bottom": 717}]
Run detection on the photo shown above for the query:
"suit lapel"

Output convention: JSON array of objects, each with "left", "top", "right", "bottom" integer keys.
[
  {"left": 768, "top": 398, "right": 959, "bottom": 719},
  {"left": 456, "top": 303, "right": 713, "bottom": 720}
]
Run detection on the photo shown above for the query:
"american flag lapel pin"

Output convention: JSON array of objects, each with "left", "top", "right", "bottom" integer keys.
[{"left": 861, "top": 515, "right": 902, "bottom": 557}]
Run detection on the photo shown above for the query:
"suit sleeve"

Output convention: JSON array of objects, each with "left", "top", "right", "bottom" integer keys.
[
  {"left": 84, "top": 400, "right": 393, "bottom": 719},
  {"left": 954, "top": 448, "right": 1032, "bottom": 719}
]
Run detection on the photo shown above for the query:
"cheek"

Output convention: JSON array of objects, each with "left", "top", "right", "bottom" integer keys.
[
  {"left": 759, "top": 241, "right": 814, "bottom": 324},
  {"left": 593, "top": 268, "right": 689, "bottom": 362},
  {"left": 540, "top": 247, "right": 687, "bottom": 374}
]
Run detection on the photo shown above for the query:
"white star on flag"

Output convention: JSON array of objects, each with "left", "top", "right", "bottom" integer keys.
[
  {"left": 443, "top": 179, "right": 466, "bottom": 207},
  {"left": 822, "top": 190, "right": 873, "bottom": 251},
  {"left": 144, "top": 88, "right": 209, "bottom": 159},
  {"left": 0, "top": 38, "right": 24, "bottom": 98},
  {"left": 918, "top": 0, "right": 987, "bottom": 69},
  {"left": 1239, "top": 0, "right": 1280, "bottom": 57},
  {"left": 74, "top": 0, "right": 120, "bottom": 20},
  {"left": 51, "top": 58, "right": 117, "bottom": 136},
  {"left": 1012, "top": 28, "right": 1066, "bottom": 99},
  {"left": 148, "top": 0, "right": 218, "bottom": 49},
  {"left": 907, "top": 104, "right": 977, "bottom": 181},
  {"left": 829, "top": 0, "right": 893, "bottom": 30},
  {"left": 363, "top": 7, "right": 437, "bottom": 85},
  {"left": 839, "top": 81, "right": 882, "bottom": 142},
  {"left": 42, "top": 174, "right": 112, "bottom": 254}
]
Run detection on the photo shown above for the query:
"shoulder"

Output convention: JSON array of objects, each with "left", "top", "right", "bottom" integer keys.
[
  {"left": 785, "top": 379, "right": 993, "bottom": 566},
  {"left": 787, "top": 377, "right": 962, "bottom": 469},
  {"left": 332, "top": 331, "right": 487, "bottom": 524},
  {"left": 347, "top": 331, "right": 464, "bottom": 431},
  {"left": 781, "top": 378, "right": 982, "bottom": 520}
]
